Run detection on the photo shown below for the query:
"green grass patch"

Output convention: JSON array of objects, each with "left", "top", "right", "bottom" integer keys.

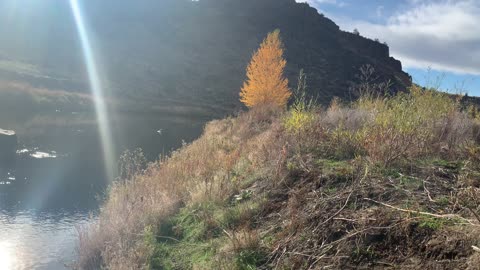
[
  {"left": 150, "top": 194, "right": 267, "bottom": 269},
  {"left": 417, "top": 216, "right": 452, "bottom": 230},
  {"left": 234, "top": 249, "right": 267, "bottom": 270},
  {"left": 315, "top": 159, "right": 354, "bottom": 178},
  {"left": 398, "top": 175, "right": 422, "bottom": 190}
]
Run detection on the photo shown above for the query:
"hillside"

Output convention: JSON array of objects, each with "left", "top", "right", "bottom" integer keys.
[
  {"left": 77, "top": 87, "right": 480, "bottom": 269},
  {"left": 0, "top": 0, "right": 410, "bottom": 116}
]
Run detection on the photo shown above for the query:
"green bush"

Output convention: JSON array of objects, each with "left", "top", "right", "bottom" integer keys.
[
  {"left": 283, "top": 107, "right": 316, "bottom": 134},
  {"left": 283, "top": 69, "right": 317, "bottom": 134},
  {"left": 357, "top": 86, "right": 463, "bottom": 165}
]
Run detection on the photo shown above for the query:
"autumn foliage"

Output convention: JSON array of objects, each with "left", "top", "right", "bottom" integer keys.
[{"left": 240, "top": 30, "right": 292, "bottom": 108}]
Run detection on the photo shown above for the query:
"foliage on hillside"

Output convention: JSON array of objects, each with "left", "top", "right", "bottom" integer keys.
[
  {"left": 77, "top": 87, "right": 480, "bottom": 269},
  {"left": 240, "top": 30, "right": 291, "bottom": 108}
]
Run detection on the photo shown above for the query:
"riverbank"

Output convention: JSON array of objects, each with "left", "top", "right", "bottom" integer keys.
[{"left": 77, "top": 87, "right": 480, "bottom": 269}]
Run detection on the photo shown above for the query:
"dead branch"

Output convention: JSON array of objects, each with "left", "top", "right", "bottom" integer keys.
[
  {"left": 465, "top": 206, "right": 480, "bottom": 223},
  {"left": 315, "top": 166, "right": 369, "bottom": 230},
  {"left": 423, "top": 176, "right": 435, "bottom": 202},
  {"left": 364, "top": 198, "right": 479, "bottom": 226}
]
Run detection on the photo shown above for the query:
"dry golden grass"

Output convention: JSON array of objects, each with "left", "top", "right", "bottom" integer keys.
[
  {"left": 305, "top": 86, "right": 480, "bottom": 165},
  {"left": 77, "top": 87, "right": 480, "bottom": 269},
  {"left": 76, "top": 106, "right": 287, "bottom": 269}
]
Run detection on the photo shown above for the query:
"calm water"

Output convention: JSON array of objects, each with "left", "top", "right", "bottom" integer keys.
[{"left": 0, "top": 111, "right": 205, "bottom": 269}]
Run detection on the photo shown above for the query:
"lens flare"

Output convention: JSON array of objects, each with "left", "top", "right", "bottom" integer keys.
[{"left": 69, "top": 0, "right": 115, "bottom": 181}]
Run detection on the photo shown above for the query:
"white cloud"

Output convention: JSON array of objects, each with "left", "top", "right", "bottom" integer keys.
[
  {"left": 298, "top": 0, "right": 346, "bottom": 8},
  {"left": 300, "top": 0, "right": 480, "bottom": 75}
]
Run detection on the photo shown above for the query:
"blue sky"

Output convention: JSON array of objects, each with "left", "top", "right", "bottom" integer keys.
[{"left": 298, "top": 0, "right": 480, "bottom": 96}]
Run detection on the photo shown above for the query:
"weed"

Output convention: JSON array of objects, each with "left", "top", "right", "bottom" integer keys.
[
  {"left": 316, "top": 159, "right": 354, "bottom": 178},
  {"left": 399, "top": 175, "right": 422, "bottom": 190},
  {"left": 235, "top": 249, "right": 266, "bottom": 270},
  {"left": 418, "top": 216, "right": 452, "bottom": 230},
  {"left": 436, "top": 196, "right": 450, "bottom": 207},
  {"left": 284, "top": 69, "right": 317, "bottom": 134}
]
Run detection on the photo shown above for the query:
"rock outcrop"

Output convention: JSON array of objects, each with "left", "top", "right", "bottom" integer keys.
[{"left": 0, "top": 0, "right": 412, "bottom": 115}]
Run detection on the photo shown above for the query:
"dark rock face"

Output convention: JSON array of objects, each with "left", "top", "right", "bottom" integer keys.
[
  {"left": 101, "top": 0, "right": 411, "bottom": 111},
  {"left": 0, "top": 129, "right": 17, "bottom": 167},
  {"left": 0, "top": 0, "right": 412, "bottom": 115}
]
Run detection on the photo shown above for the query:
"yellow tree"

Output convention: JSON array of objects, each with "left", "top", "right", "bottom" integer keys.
[{"left": 240, "top": 30, "right": 292, "bottom": 108}]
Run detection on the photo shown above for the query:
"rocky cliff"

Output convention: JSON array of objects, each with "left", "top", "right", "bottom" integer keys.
[{"left": 0, "top": 0, "right": 411, "bottom": 115}]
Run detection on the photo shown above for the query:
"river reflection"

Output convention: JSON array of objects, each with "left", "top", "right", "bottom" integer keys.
[
  {"left": 0, "top": 111, "right": 205, "bottom": 269},
  {"left": 0, "top": 210, "right": 92, "bottom": 270}
]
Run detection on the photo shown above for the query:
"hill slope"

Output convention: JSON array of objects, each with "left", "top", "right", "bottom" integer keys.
[
  {"left": 0, "top": 0, "right": 410, "bottom": 115},
  {"left": 77, "top": 88, "right": 480, "bottom": 269}
]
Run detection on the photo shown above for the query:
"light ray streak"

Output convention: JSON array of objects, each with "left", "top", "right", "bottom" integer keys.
[{"left": 69, "top": 0, "right": 115, "bottom": 181}]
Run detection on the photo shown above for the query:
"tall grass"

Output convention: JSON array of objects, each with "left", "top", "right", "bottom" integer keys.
[
  {"left": 357, "top": 86, "right": 468, "bottom": 164},
  {"left": 77, "top": 85, "right": 480, "bottom": 269},
  {"left": 307, "top": 86, "right": 478, "bottom": 166},
  {"left": 76, "top": 106, "right": 287, "bottom": 269}
]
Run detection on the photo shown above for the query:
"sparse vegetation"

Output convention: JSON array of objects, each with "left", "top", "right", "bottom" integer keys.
[
  {"left": 283, "top": 70, "right": 317, "bottom": 133},
  {"left": 76, "top": 82, "right": 480, "bottom": 269}
]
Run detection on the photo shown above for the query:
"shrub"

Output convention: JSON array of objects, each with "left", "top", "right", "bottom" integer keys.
[
  {"left": 283, "top": 108, "right": 316, "bottom": 134},
  {"left": 118, "top": 148, "right": 148, "bottom": 181},
  {"left": 284, "top": 69, "right": 317, "bottom": 134},
  {"left": 311, "top": 86, "right": 478, "bottom": 165},
  {"left": 319, "top": 98, "right": 370, "bottom": 159},
  {"left": 357, "top": 86, "right": 469, "bottom": 165}
]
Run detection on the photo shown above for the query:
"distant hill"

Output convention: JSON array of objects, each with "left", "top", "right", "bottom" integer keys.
[{"left": 0, "top": 0, "right": 411, "bottom": 116}]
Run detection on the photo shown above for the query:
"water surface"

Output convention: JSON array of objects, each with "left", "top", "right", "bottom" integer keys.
[{"left": 0, "top": 111, "right": 205, "bottom": 269}]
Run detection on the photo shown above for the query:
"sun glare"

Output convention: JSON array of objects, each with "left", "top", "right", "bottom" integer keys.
[
  {"left": 0, "top": 241, "right": 15, "bottom": 270},
  {"left": 69, "top": 0, "right": 115, "bottom": 181}
]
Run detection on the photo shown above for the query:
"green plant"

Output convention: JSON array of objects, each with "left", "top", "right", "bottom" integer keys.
[
  {"left": 436, "top": 196, "right": 450, "bottom": 207},
  {"left": 418, "top": 216, "right": 449, "bottom": 230},
  {"left": 235, "top": 249, "right": 265, "bottom": 270},
  {"left": 228, "top": 230, "right": 266, "bottom": 270},
  {"left": 284, "top": 69, "right": 317, "bottom": 134},
  {"left": 358, "top": 86, "right": 463, "bottom": 166}
]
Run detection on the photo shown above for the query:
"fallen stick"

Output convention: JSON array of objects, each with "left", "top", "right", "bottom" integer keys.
[
  {"left": 363, "top": 198, "right": 479, "bottom": 226},
  {"left": 473, "top": 246, "right": 480, "bottom": 253}
]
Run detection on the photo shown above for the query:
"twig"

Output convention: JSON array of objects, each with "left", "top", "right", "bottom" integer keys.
[
  {"left": 473, "top": 246, "right": 480, "bottom": 252},
  {"left": 315, "top": 166, "right": 369, "bottom": 230},
  {"left": 364, "top": 198, "right": 479, "bottom": 226},
  {"left": 274, "top": 247, "right": 287, "bottom": 270},
  {"left": 285, "top": 251, "right": 325, "bottom": 260},
  {"left": 222, "top": 229, "right": 233, "bottom": 239},
  {"left": 423, "top": 177, "right": 435, "bottom": 202},
  {"left": 465, "top": 206, "right": 480, "bottom": 223},
  {"left": 318, "top": 190, "right": 354, "bottom": 227}
]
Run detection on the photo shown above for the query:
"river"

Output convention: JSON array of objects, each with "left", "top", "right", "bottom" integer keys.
[{"left": 0, "top": 111, "right": 205, "bottom": 269}]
